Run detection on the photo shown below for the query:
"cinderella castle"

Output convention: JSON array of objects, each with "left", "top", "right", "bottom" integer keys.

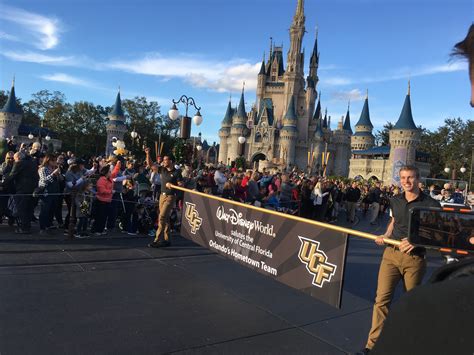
[{"left": 218, "top": 0, "right": 429, "bottom": 184}]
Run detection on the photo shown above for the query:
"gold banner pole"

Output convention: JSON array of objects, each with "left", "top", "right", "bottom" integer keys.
[{"left": 171, "top": 185, "right": 400, "bottom": 247}]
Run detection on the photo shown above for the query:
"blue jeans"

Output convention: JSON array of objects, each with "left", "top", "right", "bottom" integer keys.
[
  {"left": 39, "top": 195, "right": 58, "bottom": 230},
  {"left": 77, "top": 217, "right": 88, "bottom": 234}
]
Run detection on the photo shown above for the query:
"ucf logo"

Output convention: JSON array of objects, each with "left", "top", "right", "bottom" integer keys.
[
  {"left": 185, "top": 202, "right": 202, "bottom": 234},
  {"left": 298, "top": 236, "right": 337, "bottom": 288}
]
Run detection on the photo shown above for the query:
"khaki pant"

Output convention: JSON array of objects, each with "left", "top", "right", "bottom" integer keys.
[
  {"left": 366, "top": 247, "right": 426, "bottom": 349},
  {"left": 346, "top": 201, "right": 357, "bottom": 222},
  {"left": 154, "top": 194, "right": 176, "bottom": 242},
  {"left": 369, "top": 202, "right": 380, "bottom": 223}
]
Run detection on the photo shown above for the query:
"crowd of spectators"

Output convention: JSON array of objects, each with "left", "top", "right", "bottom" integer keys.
[{"left": 0, "top": 142, "right": 469, "bottom": 238}]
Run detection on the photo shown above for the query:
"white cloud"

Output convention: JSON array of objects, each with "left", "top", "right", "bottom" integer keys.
[
  {"left": 322, "top": 76, "right": 353, "bottom": 86},
  {"left": 0, "top": 5, "right": 62, "bottom": 50},
  {"left": 39, "top": 73, "right": 93, "bottom": 87},
  {"left": 330, "top": 89, "right": 364, "bottom": 102},
  {"left": 108, "top": 53, "right": 259, "bottom": 93},
  {"left": 0, "top": 31, "right": 20, "bottom": 42},
  {"left": 323, "top": 62, "right": 467, "bottom": 87},
  {"left": 3, "top": 50, "right": 76, "bottom": 65}
]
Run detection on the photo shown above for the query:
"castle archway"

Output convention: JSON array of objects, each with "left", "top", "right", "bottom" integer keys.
[
  {"left": 251, "top": 153, "right": 266, "bottom": 171},
  {"left": 252, "top": 153, "right": 266, "bottom": 162}
]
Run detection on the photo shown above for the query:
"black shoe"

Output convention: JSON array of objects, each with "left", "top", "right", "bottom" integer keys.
[
  {"left": 148, "top": 240, "right": 171, "bottom": 248},
  {"left": 15, "top": 229, "right": 31, "bottom": 235}
]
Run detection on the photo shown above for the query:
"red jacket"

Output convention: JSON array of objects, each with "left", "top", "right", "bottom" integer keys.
[{"left": 96, "top": 163, "right": 121, "bottom": 203}]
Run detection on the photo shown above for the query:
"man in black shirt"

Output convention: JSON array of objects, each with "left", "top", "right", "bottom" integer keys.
[
  {"left": 345, "top": 181, "right": 361, "bottom": 224},
  {"left": 145, "top": 148, "right": 182, "bottom": 248},
  {"left": 361, "top": 166, "right": 440, "bottom": 354}
]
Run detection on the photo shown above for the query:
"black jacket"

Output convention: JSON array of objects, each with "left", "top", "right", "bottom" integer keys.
[{"left": 4, "top": 157, "right": 39, "bottom": 194}]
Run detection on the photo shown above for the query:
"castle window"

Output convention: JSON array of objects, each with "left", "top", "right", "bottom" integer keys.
[
  {"left": 255, "top": 132, "right": 262, "bottom": 143},
  {"left": 271, "top": 76, "right": 276, "bottom": 81}
]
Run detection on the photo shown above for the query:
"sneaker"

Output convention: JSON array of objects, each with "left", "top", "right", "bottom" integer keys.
[
  {"left": 101, "top": 231, "right": 108, "bottom": 235},
  {"left": 127, "top": 232, "right": 137, "bottom": 236},
  {"left": 93, "top": 232, "right": 102, "bottom": 237}
]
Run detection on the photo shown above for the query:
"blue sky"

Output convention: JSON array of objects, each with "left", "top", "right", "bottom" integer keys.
[{"left": 0, "top": 0, "right": 472, "bottom": 144}]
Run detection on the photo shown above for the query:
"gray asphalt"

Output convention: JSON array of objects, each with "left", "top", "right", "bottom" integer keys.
[{"left": 0, "top": 211, "right": 444, "bottom": 355}]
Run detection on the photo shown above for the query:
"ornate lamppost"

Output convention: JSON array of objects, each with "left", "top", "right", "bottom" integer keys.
[{"left": 168, "top": 95, "right": 203, "bottom": 140}]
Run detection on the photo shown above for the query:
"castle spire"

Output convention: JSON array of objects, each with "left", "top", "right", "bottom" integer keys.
[
  {"left": 311, "top": 26, "right": 319, "bottom": 64},
  {"left": 1, "top": 76, "right": 22, "bottom": 114},
  {"left": 222, "top": 99, "right": 233, "bottom": 125},
  {"left": 295, "top": 0, "right": 305, "bottom": 20},
  {"left": 343, "top": 104, "right": 352, "bottom": 133},
  {"left": 259, "top": 56, "right": 266, "bottom": 75},
  {"left": 394, "top": 85, "right": 417, "bottom": 130},
  {"left": 323, "top": 108, "right": 328, "bottom": 128},
  {"left": 287, "top": 0, "right": 305, "bottom": 74},
  {"left": 355, "top": 95, "right": 373, "bottom": 129},
  {"left": 236, "top": 84, "right": 246, "bottom": 118},
  {"left": 110, "top": 89, "right": 124, "bottom": 117},
  {"left": 313, "top": 92, "right": 321, "bottom": 120}
]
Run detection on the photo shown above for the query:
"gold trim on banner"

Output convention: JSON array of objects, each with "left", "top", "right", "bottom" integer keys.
[{"left": 171, "top": 185, "right": 401, "bottom": 247}]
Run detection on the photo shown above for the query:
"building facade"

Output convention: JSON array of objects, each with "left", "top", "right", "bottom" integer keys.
[
  {"left": 218, "top": 0, "right": 430, "bottom": 183},
  {"left": 218, "top": 0, "right": 352, "bottom": 176}
]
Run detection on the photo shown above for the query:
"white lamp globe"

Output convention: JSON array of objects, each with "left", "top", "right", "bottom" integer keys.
[
  {"left": 168, "top": 104, "right": 179, "bottom": 120},
  {"left": 460, "top": 167, "right": 467, "bottom": 173},
  {"left": 131, "top": 130, "right": 138, "bottom": 139},
  {"left": 45, "top": 135, "right": 51, "bottom": 141},
  {"left": 28, "top": 133, "right": 34, "bottom": 140},
  {"left": 193, "top": 110, "right": 203, "bottom": 126},
  {"left": 238, "top": 136, "right": 246, "bottom": 144},
  {"left": 196, "top": 145, "right": 202, "bottom": 151},
  {"left": 444, "top": 167, "right": 450, "bottom": 174},
  {"left": 112, "top": 141, "right": 117, "bottom": 147}
]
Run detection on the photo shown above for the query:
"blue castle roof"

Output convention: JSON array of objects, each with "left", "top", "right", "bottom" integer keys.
[
  {"left": 394, "top": 94, "right": 417, "bottom": 130},
  {"left": 355, "top": 97, "right": 373, "bottom": 128},
  {"left": 110, "top": 91, "right": 124, "bottom": 117},
  {"left": 1, "top": 85, "right": 23, "bottom": 114}
]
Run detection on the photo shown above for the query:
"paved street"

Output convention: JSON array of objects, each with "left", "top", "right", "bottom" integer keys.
[{"left": 0, "top": 211, "right": 444, "bottom": 355}]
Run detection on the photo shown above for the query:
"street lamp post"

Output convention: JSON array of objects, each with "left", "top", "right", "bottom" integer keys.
[
  {"left": 196, "top": 144, "right": 203, "bottom": 169},
  {"left": 238, "top": 136, "right": 246, "bottom": 156},
  {"left": 168, "top": 95, "right": 202, "bottom": 140}
]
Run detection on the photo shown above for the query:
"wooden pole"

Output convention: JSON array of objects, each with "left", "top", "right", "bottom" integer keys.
[{"left": 171, "top": 185, "right": 400, "bottom": 246}]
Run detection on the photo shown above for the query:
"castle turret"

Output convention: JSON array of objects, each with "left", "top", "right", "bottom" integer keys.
[
  {"left": 229, "top": 88, "right": 247, "bottom": 162},
  {"left": 0, "top": 78, "right": 23, "bottom": 140},
  {"left": 305, "top": 30, "right": 319, "bottom": 127},
  {"left": 283, "top": 0, "right": 306, "bottom": 137},
  {"left": 280, "top": 96, "right": 298, "bottom": 167},
  {"left": 389, "top": 82, "right": 420, "bottom": 185},
  {"left": 351, "top": 91, "right": 375, "bottom": 150},
  {"left": 257, "top": 54, "right": 267, "bottom": 107},
  {"left": 218, "top": 100, "right": 233, "bottom": 164},
  {"left": 106, "top": 89, "right": 127, "bottom": 156},
  {"left": 333, "top": 104, "right": 352, "bottom": 176}
]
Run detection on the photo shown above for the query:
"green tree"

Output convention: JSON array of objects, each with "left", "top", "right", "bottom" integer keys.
[
  {"left": 121, "top": 96, "right": 178, "bottom": 159},
  {"left": 374, "top": 122, "right": 394, "bottom": 146},
  {"left": 23, "top": 90, "right": 66, "bottom": 127},
  {"left": 418, "top": 118, "right": 473, "bottom": 179}
]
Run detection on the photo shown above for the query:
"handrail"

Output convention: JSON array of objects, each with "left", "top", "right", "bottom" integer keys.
[{"left": 171, "top": 185, "right": 401, "bottom": 247}]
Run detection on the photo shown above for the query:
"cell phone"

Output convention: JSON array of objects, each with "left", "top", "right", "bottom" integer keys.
[{"left": 408, "top": 206, "right": 474, "bottom": 255}]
